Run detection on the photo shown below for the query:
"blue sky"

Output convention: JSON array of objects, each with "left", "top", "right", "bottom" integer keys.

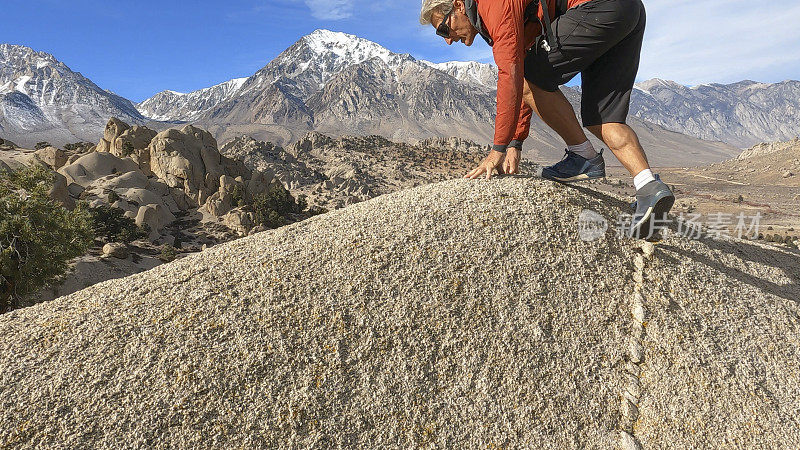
[{"left": 3, "top": 0, "right": 799, "bottom": 102}]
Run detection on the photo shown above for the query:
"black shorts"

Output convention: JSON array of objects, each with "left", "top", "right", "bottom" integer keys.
[{"left": 524, "top": 0, "right": 646, "bottom": 126}]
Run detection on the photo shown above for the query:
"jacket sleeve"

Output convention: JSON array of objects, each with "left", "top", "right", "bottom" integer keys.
[
  {"left": 510, "top": 97, "right": 532, "bottom": 149},
  {"left": 481, "top": 0, "right": 528, "bottom": 153}
]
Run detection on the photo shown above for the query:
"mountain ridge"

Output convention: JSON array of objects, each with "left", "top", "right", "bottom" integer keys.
[{"left": 1, "top": 31, "right": 795, "bottom": 157}]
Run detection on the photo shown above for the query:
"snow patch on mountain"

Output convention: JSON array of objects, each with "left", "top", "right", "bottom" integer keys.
[
  {"left": 14, "top": 75, "right": 31, "bottom": 96},
  {"left": 303, "top": 29, "right": 396, "bottom": 66},
  {"left": 421, "top": 60, "right": 497, "bottom": 89}
]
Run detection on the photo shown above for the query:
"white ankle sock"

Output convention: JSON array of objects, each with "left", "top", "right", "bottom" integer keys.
[
  {"left": 633, "top": 169, "right": 656, "bottom": 191},
  {"left": 567, "top": 140, "right": 598, "bottom": 159}
]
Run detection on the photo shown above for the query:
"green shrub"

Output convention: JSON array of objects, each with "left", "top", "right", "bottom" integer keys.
[
  {"left": 252, "top": 183, "right": 298, "bottom": 228},
  {"left": 229, "top": 184, "right": 245, "bottom": 208},
  {"left": 159, "top": 244, "right": 177, "bottom": 262},
  {"left": 107, "top": 190, "right": 120, "bottom": 203},
  {"left": 173, "top": 233, "right": 183, "bottom": 250},
  {"left": 64, "top": 142, "right": 91, "bottom": 152},
  {"left": 87, "top": 204, "right": 146, "bottom": 242},
  {"left": 121, "top": 141, "right": 135, "bottom": 157},
  {"left": 34, "top": 142, "right": 52, "bottom": 150},
  {"left": 296, "top": 194, "right": 308, "bottom": 212},
  {"left": 0, "top": 165, "right": 93, "bottom": 313}
]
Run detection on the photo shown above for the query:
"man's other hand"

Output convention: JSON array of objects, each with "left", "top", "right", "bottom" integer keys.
[
  {"left": 464, "top": 149, "right": 506, "bottom": 180},
  {"left": 503, "top": 147, "right": 520, "bottom": 175}
]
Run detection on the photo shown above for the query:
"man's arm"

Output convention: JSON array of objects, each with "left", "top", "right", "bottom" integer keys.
[
  {"left": 480, "top": 0, "right": 528, "bottom": 153},
  {"left": 509, "top": 98, "right": 532, "bottom": 150}
]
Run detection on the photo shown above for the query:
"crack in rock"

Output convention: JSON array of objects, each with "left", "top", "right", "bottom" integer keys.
[{"left": 619, "top": 241, "right": 654, "bottom": 450}]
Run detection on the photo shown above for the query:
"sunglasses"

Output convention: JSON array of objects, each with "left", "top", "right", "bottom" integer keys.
[{"left": 436, "top": 9, "right": 453, "bottom": 38}]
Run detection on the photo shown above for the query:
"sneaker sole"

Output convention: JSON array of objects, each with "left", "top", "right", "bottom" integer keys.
[
  {"left": 631, "top": 193, "right": 675, "bottom": 240},
  {"left": 541, "top": 172, "right": 606, "bottom": 183}
]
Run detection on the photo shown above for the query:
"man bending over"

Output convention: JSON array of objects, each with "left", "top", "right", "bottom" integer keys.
[{"left": 419, "top": 0, "right": 675, "bottom": 238}]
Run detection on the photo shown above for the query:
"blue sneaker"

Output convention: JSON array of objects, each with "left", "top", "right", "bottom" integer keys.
[
  {"left": 541, "top": 149, "right": 606, "bottom": 182},
  {"left": 630, "top": 179, "right": 675, "bottom": 240},
  {"left": 630, "top": 174, "right": 661, "bottom": 210}
]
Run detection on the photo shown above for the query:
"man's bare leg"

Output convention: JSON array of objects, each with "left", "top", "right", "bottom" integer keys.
[
  {"left": 523, "top": 81, "right": 587, "bottom": 146},
  {"left": 586, "top": 123, "right": 650, "bottom": 177},
  {"left": 523, "top": 80, "right": 651, "bottom": 177}
]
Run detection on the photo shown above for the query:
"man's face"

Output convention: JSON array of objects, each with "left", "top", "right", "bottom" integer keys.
[{"left": 430, "top": 1, "right": 478, "bottom": 46}]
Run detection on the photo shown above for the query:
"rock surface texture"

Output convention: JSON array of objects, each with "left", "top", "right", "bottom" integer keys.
[{"left": 0, "top": 177, "right": 797, "bottom": 448}]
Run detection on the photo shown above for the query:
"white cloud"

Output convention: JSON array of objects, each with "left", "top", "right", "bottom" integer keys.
[
  {"left": 304, "top": 0, "right": 354, "bottom": 20},
  {"left": 639, "top": 0, "right": 800, "bottom": 84}
]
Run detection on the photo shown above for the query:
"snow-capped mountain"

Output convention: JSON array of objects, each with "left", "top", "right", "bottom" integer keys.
[
  {"left": 0, "top": 43, "right": 144, "bottom": 147},
  {"left": 421, "top": 60, "right": 498, "bottom": 89},
  {"left": 1, "top": 30, "right": 788, "bottom": 165},
  {"left": 132, "top": 29, "right": 740, "bottom": 163},
  {"left": 150, "top": 29, "right": 501, "bottom": 145},
  {"left": 631, "top": 78, "right": 800, "bottom": 148},
  {"left": 136, "top": 77, "right": 248, "bottom": 122},
  {"left": 138, "top": 30, "right": 421, "bottom": 123}
]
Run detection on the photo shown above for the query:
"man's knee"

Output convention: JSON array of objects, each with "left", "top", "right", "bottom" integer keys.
[
  {"left": 589, "top": 123, "right": 638, "bottom": 149},
  {"left": 587, "top": 124, "right": 603, "bottom": 140}
]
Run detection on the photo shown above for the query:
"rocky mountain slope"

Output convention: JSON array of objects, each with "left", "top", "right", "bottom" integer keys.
[
  {"left": 0, "top": 176, "right": 797, "bottom": 448},
  {"left": 0, "top": 44, "right": 145, "bottom": 148},
  {"left": 420, "top": 60, "right": 498, "bottom": 88},
  {"left": 188, "top": 29, "right": 499, "bottom": 148},
  {"left": 630, "top": 79, "right": 800, "bottom": 148},
  {"left": 136, "top": 78, "right": 248, "bottom": 122}
]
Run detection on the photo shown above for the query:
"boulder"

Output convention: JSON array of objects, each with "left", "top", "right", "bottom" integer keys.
[
  {"left": 135, "top": 204, "right": 164, "bottom": 240},
  {"left": 145, "top": 125, "right": 224, "bottom": 205},
  {"left": 170, "top": 188, "right": 191, "bottom": 211},
  {"left": 5, "top": 178, "right": 799, "bottom": 448},
  {"left": 219, "top": 174, "right": 237, "bottom": 193},
  {"left": 96, "top": 118, "right": 157, "bottom": 165},
  {"left": 205, "top": 191, "right": 233, "bottom": 217},
  {"left": 113, "top": 126, "right": 157, "bottom": 158},
  {"left": 58, "top": 152, "right": 140, "bottom": 187},
  {"left": 222, "top": 209, "right": 254, "bottom": 236},
  {"left": 67, "top": 183, "right": 85, "bottom": 198},
  {"left": 35, "top": 146, "right": 67, "bottom": 169},
  {"left": 96, "top": 118, "right": 131, "bottom": 153},
  {"left": 102, "top": 243, "right": 129, "bottom": 259}
]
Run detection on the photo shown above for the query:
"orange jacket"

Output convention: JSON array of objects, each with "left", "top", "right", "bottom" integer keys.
[{"left": 478, "top": 0, "right": 591, "bottom": 151}]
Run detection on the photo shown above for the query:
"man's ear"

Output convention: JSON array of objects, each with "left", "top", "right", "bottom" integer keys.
[{"left": 453, "top": 0, "right": 466, "bottom": 14}]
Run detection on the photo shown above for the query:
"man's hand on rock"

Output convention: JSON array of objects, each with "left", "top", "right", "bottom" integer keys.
[
  {"left": 464, "top": 149, "right": 506, "bottom": 180},
  {"left": 503, "top": 147, "right": 520, "bottom": 175}
]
